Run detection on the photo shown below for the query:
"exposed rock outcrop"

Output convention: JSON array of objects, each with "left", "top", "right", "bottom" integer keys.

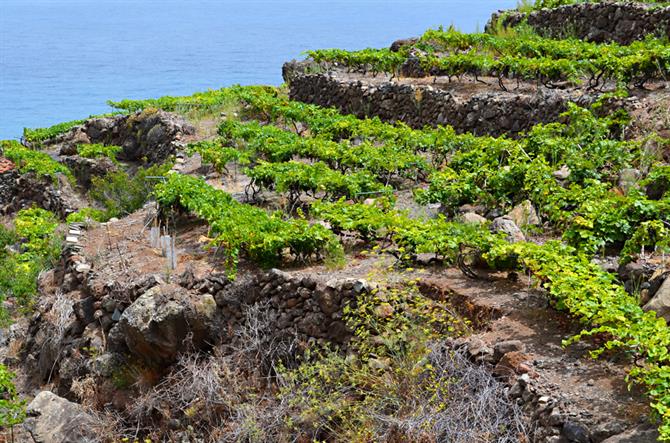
[
  {"left": 24, "top": 391, "right": 98, "bottom": 443},
  {"left": 0, "top": 170, "right": 80, "bottom": 217},
  {"left": 40, "top": 109, "right": 195, "bottom": 165},
  {"left": 491, "top": 216, "right": 526, "bottom": 243},
  {"left": 110, "top": 284, "right": 216, "bottom": 365},
  {"left": 643, "top": 275, "right": 670, "bottom": 322},
  {"left": 601, "top": 424, "right": 659, "bottom": 442},
  {"left": 60, "top": 155, "right": 117, "bottom": 188},
  {"left": 507, "top": 200, "right": 541, "bottom": 227}
]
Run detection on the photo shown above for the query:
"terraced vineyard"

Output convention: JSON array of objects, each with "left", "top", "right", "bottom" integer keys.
[
  {"left": 306, "top": 28, "right": 670, "bottom": 88},
  {"left": 110, "top": 83, "right": 670, "bottom": 439},
  {"left": 2, "top": 2, "right": 670, "bottom": 441}
]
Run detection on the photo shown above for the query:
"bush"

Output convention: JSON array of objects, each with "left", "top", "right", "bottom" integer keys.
[
  {"left": 0, "top": 364, "right": 25, "bottom": 429},
  {"left": 89, "top": 163, "right": 172, "bottom": 219},
  {"left": 1, "top": 140, "right": 72, "bottom": 183},
  {"left": 66, "top": 207, "right": 109, "bottom": 224},
  {"left": 0, "top": 208, "right": 60, "bottom": 324},
  {"left": 77, "top": 143, "right": 122, "bottom": 163}
]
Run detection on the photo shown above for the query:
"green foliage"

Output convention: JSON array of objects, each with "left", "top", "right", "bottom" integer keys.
[
  {"left": 0, "top": 208, "right": 60, "bottom": 322},
  {"left": 306, "top": 28, "right": 670, "bottom": 89},
  {"left": 107, "top": 88, "right": 238, "bottom": 113},
  {"left": 187, "top": 140, "right": 250, "bottom": 174},
  {"left": 246, "top": 161, "right": 390, "bottom": 205},
  {"left": 311, "top": 198, "right": 399, "bottom": 240},
  {"left": 621, "top": 220, "right": 670, "bottom": 264},
  {"left": 22, "top": 119, "right": 86, "bottom": 145},
  {"left": 0, "top": 364, "right": 25, "bottom": 428},
  {"left": 217, "top": 119, "right": 428, "bottom": 180},
  {"left": 484, "top": 241, "right": 670, "bottom": 439},
  {"left": 77, "top": 143, "right": 122, "bottom": 163},
  {"left": 306, "top": 47, "right": 407, "bottom": 76},
  {"left": 154, "top": 174, "right": 343, "bottom": 277},
  {"left": 532, "top": 0, "right": 668, "bottom": 9},
  {"left": 278, "top": 280, "right": 467, "bottom": 441},
  {"left": 1, "top": 140, "right": 72, "bottom": 183},
  {"left": 229, "top": 86, "right": 670, "bottom": 439},
  {"left": 65, "top": 207, "right": 109, "bottom": 224},
  {"left": 89, "top": 162, "right": 173, "bottom": 219}
]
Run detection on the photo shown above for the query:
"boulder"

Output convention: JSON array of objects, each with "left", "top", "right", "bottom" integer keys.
[
  {"left": 493, "top": 339, "right": 526, "bottom": 362},
  {"left": 24, "top": 391, "right": 97, "bottom": 443},
  {"left": 562, "top": 421, "right": 591, "bottom": 443},
  {"left": 60, "top": 155, "right": 117, "bottom": 188},
  {"left": 389, "top": 37, "right": 418, "bottom": 52},
  {"left": 643, "top": 277, "right": 670, "bottom": 322},
  {"left": 491, "top": 216, "right": 526, "bottom": 243},
  {"left": 506, "top": 200, "right": 540, "bottom": 227},
  {"left": 459, "top": 212, "right": 487, "bottom": 224},
  {"left": 601, "top": 424, "right": 659, "bottom": 442},
  {"left": 115, "top": 284, "right": 215, "bottom": 366}
]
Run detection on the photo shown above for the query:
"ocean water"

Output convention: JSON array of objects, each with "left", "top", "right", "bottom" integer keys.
[{"left": 0, "top": 0, "right": 515, "bottom": 139}]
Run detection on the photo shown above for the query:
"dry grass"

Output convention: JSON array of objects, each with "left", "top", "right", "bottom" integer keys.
[{"left": 86, "top": 300, "right": 529, "bottom": 442}]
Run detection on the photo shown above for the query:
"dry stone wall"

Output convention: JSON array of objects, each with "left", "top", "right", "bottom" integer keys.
[
  {"left": 23, "top": 221, "right": 366, "bottom": 395},
  {"left": 0, "top": 170, "right": 77, "bottom": 218},
  {"left": 283, "top": 62, "right": 595, "bottom": 136},
  {"left": 488, "top": 1, "right": 670, "bottom": 44}
]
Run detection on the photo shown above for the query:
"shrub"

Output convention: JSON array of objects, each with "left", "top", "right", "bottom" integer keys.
[
  {"left": 1, "top": 140, "right": 72, "bottom": 183},
  {"left": 77, "top": 143, "right": 122, "bottom": 163},
  {"left": 89, "top": 162, "right": 172, "bottom": 219},
  {"left": 0, "top": 364, "right": 25, "bottom": 430},
  {"left": 0, "top": 208, "right": 59, "bottom": 323}
]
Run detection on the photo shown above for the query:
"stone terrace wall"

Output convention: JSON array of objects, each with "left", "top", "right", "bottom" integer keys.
[
  {"left": 488, "top": 1, "right": 670, "bottom": 44},
  {"left": 283, "top": 63, "right": 594, "bottom": 136},
  {"left": 0, "top": 170, "right": 76, "bottom": 218}
]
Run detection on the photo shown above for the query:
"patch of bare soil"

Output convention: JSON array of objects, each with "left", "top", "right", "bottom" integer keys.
[
  {"left": 284, "top": 256, "right": 652, "bottom": 437},
  {"left": 425, "top": 268, "right": 650, "bottom": 437}
]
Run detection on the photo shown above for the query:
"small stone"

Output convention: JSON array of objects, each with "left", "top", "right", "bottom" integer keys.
[
  {"left": 518, "top": 373, "right": 531, "bottom": 387},
  {"left": 494, "top": 340, "right": 526, "bottom": 362},
  {"left": 507, "top": 200, "right": 541, "bottom": 227},
  {"left": 459, "top": 212, "right": 487, "bottom": 224},
  {"left": 562, "top": 421, "right": 590, "bottom": 443},
  {"left": 491, "top": 216, "right": 526, "bottom": 243},
  {"left": 643, "top": 277, "right": 670, "bottom": 322},
  {"left": 547, "top": 409, "right": 563, "bottom": 427},
  {"left": 300, "top": 276, "right": 318, "bottom": 290},
  {"left": 74, "top": 263, "right": 91, "bottom": 273},
  {"left": 353, "top": 279, "right": 370, "bottom": 293},
  {"left": 509, "top": 382, "right": 524, "bottom": 398},
  {"left": 552, "top": 165, "right": 571, "bottom": 180},
  {"left": 618, "top": 168, "right": 641, "bottom": 195}
]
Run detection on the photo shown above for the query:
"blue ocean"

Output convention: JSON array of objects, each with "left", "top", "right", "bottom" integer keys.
[{"left": 0, "top": 0, "right": 515, "bottom": 139}]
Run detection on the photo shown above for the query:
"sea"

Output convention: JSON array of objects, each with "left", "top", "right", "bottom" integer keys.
[{"left": 0, "top": 0, "right": 515, "bottom": 139}]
